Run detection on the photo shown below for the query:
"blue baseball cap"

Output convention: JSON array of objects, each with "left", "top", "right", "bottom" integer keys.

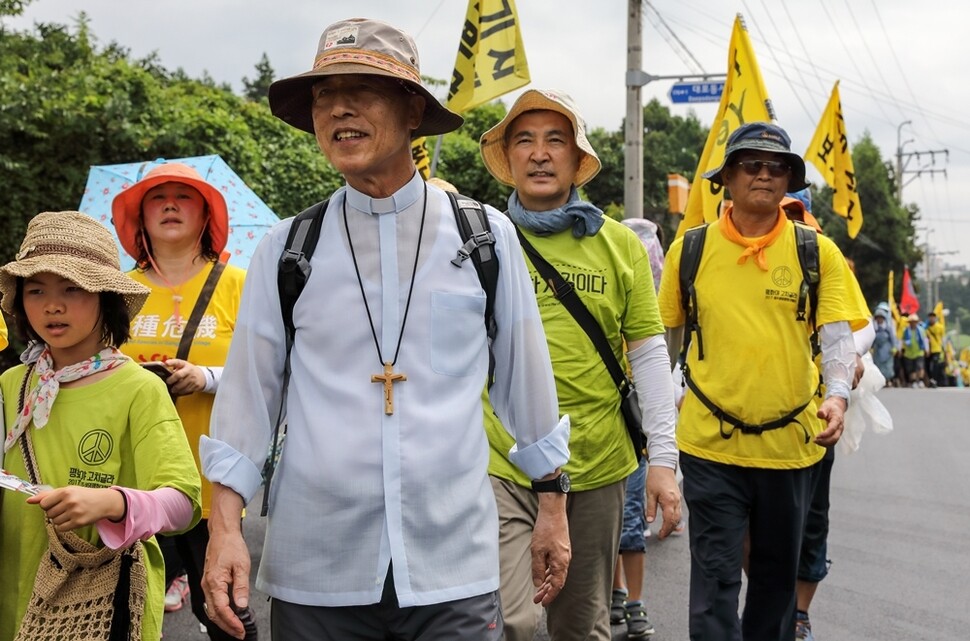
[{"left": 703, "top": 122, "right": 809, "bottom": 191}]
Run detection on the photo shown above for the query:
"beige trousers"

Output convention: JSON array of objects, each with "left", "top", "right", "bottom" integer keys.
[{"left": 490, "top": 476, "right": 625, "bottom": 641}]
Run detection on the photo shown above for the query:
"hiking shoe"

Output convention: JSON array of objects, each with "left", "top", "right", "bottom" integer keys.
[
  {"left": 610, "top": 589, "right": 627, "bottom": 624},
  {"left": 795, "top": 611, "right": 815, "bottom": 641},
  {"left": 164, "top": 574, "right": 189, "bottom": 613},
  {"left": 625, "top": 601, "right": 656, "bottom": 638}
]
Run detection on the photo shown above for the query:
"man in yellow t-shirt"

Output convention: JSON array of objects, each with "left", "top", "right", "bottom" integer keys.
[
  {"left": 925, "top": 311, "right": 945, "bottom": 386},
  {"left": 658, "top": 122, "right": 870, "bottom": 641},
  {"left": 0, "top": 314, "right": 7, "bottom": 351}
]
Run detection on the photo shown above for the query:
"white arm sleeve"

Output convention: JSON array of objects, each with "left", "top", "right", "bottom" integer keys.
[
  {"left": 628, "top": 335, "right": 679, "bottom": 469},
  {"left": 820, "top": 321, "right": 855, "bottom": 402}
]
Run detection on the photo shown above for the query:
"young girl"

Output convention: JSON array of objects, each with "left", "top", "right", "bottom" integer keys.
[{"left": 0, "top": 211, "right": 202, "bottom": 641}]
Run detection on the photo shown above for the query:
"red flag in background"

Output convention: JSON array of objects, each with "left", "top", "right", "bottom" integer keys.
[{"left": 899, "top": 267, "right": 920, "bottom": 314}]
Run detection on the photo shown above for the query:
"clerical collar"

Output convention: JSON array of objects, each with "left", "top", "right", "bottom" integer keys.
[{"left": 344, "top": 171, "right": 424, "bottom": 216}]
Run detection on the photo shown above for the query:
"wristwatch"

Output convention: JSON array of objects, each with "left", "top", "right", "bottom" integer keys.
[{"left": 531, "top": 472, "right": 571, "bottom": 493}]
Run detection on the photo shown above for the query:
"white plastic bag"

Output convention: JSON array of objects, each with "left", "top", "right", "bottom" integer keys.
[{"left": 840, "top": 353, "right": 894, "bottom": 455}]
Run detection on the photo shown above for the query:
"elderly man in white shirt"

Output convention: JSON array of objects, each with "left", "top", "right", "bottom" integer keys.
[{"left": 199, "top": 17, "right": 570, "bottom": 641}]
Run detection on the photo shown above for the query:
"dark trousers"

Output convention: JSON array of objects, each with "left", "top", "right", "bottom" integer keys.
[
  {"left": 271, "top": 565, "right": 502, "bottom": 641},
  {"left": 681, "top": 452, "right": 815, "bottom": 641},
  {"left": 798, "top": 447, "right": 835, "bottom": 583},
  {"left": 160, "top": 519, "right": 239, "bottom": 641}
]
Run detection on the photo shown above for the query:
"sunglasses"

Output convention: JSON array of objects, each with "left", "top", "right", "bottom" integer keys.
[{"left": 735, "top": 159, "right": 791, "bottom": 178}]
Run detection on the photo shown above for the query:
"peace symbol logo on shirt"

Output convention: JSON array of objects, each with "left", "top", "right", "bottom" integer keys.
[
  {"left": 78, "top": 430, "right": 114, "bottom": 466},
  {"left": 771, "top": 266, "right": 794, "bottom": 288}
]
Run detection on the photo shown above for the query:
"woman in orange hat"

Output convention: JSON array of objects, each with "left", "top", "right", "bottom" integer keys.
[{"left": 111, "top": 162, "right": 246, "bottom": 640}]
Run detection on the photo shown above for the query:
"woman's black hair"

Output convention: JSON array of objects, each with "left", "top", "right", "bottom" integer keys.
[{"left": 13, "top": 279, "right": 133, "bottom": 348}]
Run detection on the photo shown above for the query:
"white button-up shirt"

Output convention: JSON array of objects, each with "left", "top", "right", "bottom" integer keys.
[{"left": 202, "top": 173, "right": 569, "bottom": 607}]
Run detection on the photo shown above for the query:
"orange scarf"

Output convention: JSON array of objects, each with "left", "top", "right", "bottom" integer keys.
[{"left": 719, "top": 207, "right": 787, "bottom": 271}]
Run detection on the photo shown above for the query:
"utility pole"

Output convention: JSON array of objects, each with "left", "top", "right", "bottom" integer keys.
[
  {"left": 624, "top": 2, "right": 724, "bottom": 219},
  {"left": 896, "top": 120, "right": 948, "bottom": 204},
  {"left": 624, "top": 0, "right": 644, "bottom": 220}
]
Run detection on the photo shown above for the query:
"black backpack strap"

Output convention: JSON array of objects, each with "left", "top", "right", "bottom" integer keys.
[
  {"left": 176, "top": 261, "right": 225, "bottom": 362},
  {"left": 264, "top": 198, "right": 328, "bottom": 516},
  {"left": 678, "top": 225, "right": 708, "bottom": 363},
  {"left": 448, "top": 191, "right": 499, "bottom": 383},
  {"left": 516, "top": 227, "right": 645, "bottom": 460},
  {"left": 794, "top": 222, "right": 821, "bottom": 356},
  {"left": 448, "top": 192, "right": 498, "bottom": 330}
]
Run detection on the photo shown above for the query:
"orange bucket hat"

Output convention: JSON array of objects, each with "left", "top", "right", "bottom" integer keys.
[{"left": 111, "top": 163, "right": 229, "bottom": 260}]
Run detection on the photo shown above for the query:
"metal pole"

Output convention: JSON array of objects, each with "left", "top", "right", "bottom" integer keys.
[
  {"left": 895, "top": 120, "right": 911, "bottom": 203},
  {"left": 624, "top": 0, "right": 643, "bottom": 220}
]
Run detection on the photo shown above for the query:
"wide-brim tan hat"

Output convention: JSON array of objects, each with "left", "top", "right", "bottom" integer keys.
[
  {"left": 0, "top": 211, "right": 150, "bottom": 316},
  {"left": 268, "top": 17, "right": 463, "bottom": 138},
  {"left": 111, "top": 162, "right": 229, "bottom": 261},
  {"left": 479, "top": 89, "right": 601, "bottom": 188}
]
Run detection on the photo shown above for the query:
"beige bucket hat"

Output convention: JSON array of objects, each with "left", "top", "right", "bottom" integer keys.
[
  {"left": 268, "top": 17, "right": 463, "bottom": 138},
  {"left": 479, "top": 89, "right": 601, "bottom": 188},
  {"left": 0, "top": 212, "right": 150, "bottom": 316}
]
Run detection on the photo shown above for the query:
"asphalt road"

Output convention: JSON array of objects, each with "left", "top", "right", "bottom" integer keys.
[{"left": 162, "top": 386, "right": 969, "bottom": 640}]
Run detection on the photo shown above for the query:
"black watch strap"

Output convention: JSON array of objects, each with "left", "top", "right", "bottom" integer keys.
[{"left": 531, "top": 472, "right": 570, "bottom": 493}]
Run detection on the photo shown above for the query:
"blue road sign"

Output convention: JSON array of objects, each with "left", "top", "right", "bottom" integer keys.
[{"left": 668, "top": 80, "right": 725, "bottom": 104}]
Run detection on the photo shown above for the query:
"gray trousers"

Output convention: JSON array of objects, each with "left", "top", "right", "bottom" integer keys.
[{"left": 270, "top": 567, "right": 502, "bottom": 641}]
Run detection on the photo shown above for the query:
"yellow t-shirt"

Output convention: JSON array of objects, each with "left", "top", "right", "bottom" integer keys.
[
  {"left": 0, "top": 314, "right": 7, "bottom": 351},
  {"left": 485, "top": 217, "right": 664, "bottom": 491},
  {"left": 926, "top": 321, "right": 944, "bottom": 355},
  {"left": 658, "top": 219, "right": 870, "bottom": 469},
  {"left": 121, "top": 261, "right": 246, "bottom": 517}
]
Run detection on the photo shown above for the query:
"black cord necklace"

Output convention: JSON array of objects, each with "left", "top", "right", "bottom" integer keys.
[{"left": 343, "top": 182, "right": 428, "bottom": 415}]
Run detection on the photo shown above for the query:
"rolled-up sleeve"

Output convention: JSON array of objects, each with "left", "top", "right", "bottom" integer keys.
[
  {"left": 202, "top": 218, "right": 294, "bottom": 505},
  {"left": 484, "top": 210, "right": 570, "bottom": 480}
]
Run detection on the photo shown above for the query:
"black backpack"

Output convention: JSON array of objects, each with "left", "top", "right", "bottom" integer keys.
[
  {"left": 678, "top": 221, "right": 820, "bottom": 363},
  {"left": 260, "top": 190, "right": 498, "bottom": 515}
]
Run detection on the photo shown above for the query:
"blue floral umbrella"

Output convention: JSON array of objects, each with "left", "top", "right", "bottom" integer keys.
[{"left": 78, "top": 155, "right": 278, "bottom": 270}]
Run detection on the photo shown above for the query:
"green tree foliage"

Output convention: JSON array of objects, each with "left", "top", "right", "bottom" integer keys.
[
  {"left": 0, "top": 19, "right": 342, "bottom": 272},
  {"left": 242, "top": 52, "right": 274, "bottom": 102},
  {"left": 584, "top": 99, "right": 707, "bottom": 246},
  {"left": 435, "top": 100, "right": 512, "bottom": 208},
  {"left": 0, "top": 0, "right": 31, "bottom": 17},
  {"left": 811, "top": 133, "right": 923, "bottom": 307}
]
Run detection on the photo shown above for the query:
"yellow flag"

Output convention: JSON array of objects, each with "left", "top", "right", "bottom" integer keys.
[
  {"left": 446, "top": 0, "right": 530, "bottom": 113},
  {"left": 676, "top": 15, "right": 775, "bottom": 238},
  {"left": 412, "top": 137, "right": 431, "bottom": 180},
  {"left": 888, "top": 270, "right": 904, "bottom": 340},
  {"left": 805, "top": 81, "right": 863, "bottom": 238}
]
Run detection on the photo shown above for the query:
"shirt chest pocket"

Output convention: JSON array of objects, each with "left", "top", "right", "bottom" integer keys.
[{"left": 431, "top": 291, "right": 487, "bottom": 377}]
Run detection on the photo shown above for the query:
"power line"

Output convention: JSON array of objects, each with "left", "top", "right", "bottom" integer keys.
[
  {"left": 759, "top": 0, "right": 821, "bottom": 115},
  {"left": 815, "top": 0, "right": 895, "bottom": 125},
  {"left": 643, "top": 1, "right": 706, "bottom": 74},
  {"left": 414, "top": 0, "right": 448, "bottom": 39},
  {"left": 867, "top": 0, "right": 945, "bottom": 146},
  {"left": 840, "top": 0, "right": 907, "bottom": 123},
  {"left": 778, "top": 0, "right": 829, "bottom": 97},
  {"left": 740, "top": 1, "right": 814, "bottom": 120}
]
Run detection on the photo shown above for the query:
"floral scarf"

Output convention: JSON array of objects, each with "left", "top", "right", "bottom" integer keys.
[
  {"left": 718, "top": 206, "right": 787, "bottom": 271},
  {"left": 4, "top": 343, "right": 130, "bottom": 452}
]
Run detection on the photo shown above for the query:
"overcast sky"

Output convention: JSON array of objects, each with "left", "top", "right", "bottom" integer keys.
[{"left": 7, "top": 0, "right": 969, "bottom": 272}]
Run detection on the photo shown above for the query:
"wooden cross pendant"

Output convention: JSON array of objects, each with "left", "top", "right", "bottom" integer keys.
[{"left": 371, "top": 361, "right": 407, "bottom": 415}]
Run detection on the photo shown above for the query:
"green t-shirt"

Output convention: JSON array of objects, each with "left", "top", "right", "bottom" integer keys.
[
  {"left": 485, "top": 217, "right": 664, "bottom": 491},
  {"left": 0, "top": 361, "right": 202, "bottom": 641}
]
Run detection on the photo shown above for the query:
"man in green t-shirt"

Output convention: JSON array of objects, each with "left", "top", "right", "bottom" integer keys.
[{"left": 479, "top": 89, "right": 681, "bottom": 641}]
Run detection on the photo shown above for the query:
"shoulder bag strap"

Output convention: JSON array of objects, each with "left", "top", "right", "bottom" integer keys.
[
  {"left": 515, "top": 228, "right": 629, "bottom": 395},
  {"left": 16, "top": 364, "right": 41, "bottom": 486},
  {"left": 175, "top": 261, "right": 226, "bottom": 362}
]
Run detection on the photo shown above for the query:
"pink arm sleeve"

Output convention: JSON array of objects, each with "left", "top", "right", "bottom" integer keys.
[{"left": 97, "top": 486, "right": 195, "bottom": 550}]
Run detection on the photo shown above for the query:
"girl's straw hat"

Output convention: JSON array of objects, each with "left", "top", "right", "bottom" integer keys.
[{"left": 0, "top": 211, "right": 150, "bottom": 316}]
